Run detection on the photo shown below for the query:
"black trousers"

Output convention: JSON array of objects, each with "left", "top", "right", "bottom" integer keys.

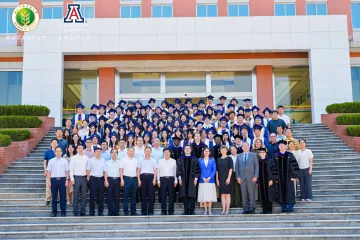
[
  {"left": 107, "top": 177, "right": 120, "bottom": 214},
  {"left": 89, "top": 176, "right": 104, "bottom": 214},
  {"left": 160, "top": 177, "right": 175, "bottom": 214},
  {"left": 51, "top": 178, "right": 66, "bottom": 214},
  {"left": 140, "top": 174, "right": 155, "bottom": 214},
  {"left": 262, "top": 202, "right": 273, "bottom": 214},
  {"left": 73, "top": 175, "right": 87, "bottom": 215},
  {"left": 182, "top": 196, "right": 196, "bottom": 214}
]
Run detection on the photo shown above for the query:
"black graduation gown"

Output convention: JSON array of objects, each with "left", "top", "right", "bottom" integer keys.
[
  {"left": 177, "top": 156, "right": 201, "bottom": 198},
  {"left": 234, "top": 145, "right": 243, "bottom": 154},
  {"left": 270, "top": 152, "right": 298, "bottom": 204},
  {"left": 257, "top": 157, "right": 273, "bottom": 204},
  {"left": 212, "top": 144, "right": 221, "bottom": 163},
  {"left": 191, "top": 142, "right": 206, "bottom": 159},
  {"left": 171, "top": 146, "right": 183, "bottom": 160}
]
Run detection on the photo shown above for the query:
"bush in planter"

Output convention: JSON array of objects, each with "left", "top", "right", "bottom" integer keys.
[
  {"left": 0, "top": 105, "right": 50, "bottom": 116},
  {"left": 0, "top": 116, "right": 42, "bottom": 128},
  {"left": 326, "top": 102, "right": 360, "bottom": 113},
  {"left": 0, "top": 134, "right": 12, "bottom": 147},
  {"left": 0, "top": 130, "right": 31, "bottom": 141},
  {"left": 347, "top": 126, "right": 360, "bottom": 137},
  {"left": 336, "top": 114, "right": 360, "bottom": 125}
]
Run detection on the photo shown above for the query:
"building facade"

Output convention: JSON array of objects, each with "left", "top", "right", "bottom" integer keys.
[{"left": 0, "top": 0, "right": 360, "bottom": 126}]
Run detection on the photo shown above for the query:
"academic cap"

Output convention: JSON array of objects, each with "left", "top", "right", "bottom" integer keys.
[
  {"left": 262, "top": 107, "right": 272, "bottom": 115},
  {"left": 107, "top": 100, "right": 115, "bottom": 106},
  {"left": 98, "top": 115, "right": 108, "bottom": 122},
  {"left": 90, "top": 104, "right": 98, "bottom": 110},
  {"left": 243, "top": 98, "right": 252, "bottom": 102},
  {"left": 99, "top": 104, "right": 107, "bottom": 110},
  {"left": 252, "top": 106, "right": 260, "bottom": 112},
  {"left": 108, "top": 109, "right": 116, "bottom": 114},
  {"left": 76, "top": 103, "right": 85, "bottom": 109},
  {"left": 207, "top": 95, "right": 214, "bottom": 100},
  {"left": 219, "top": 96, "right": 227, "bottom": 100},
  {"left": 148, "top": 98, "right": 156, "bottom": 104},
  {"left": 118, "top": 100, "right": 127, "bottom": 105}
]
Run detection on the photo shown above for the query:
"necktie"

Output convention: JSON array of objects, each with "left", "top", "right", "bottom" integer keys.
[
  {"left": 244, "top": 154, "right": 248, "bottom": 165},
  {"left": 209, "top": 141, "right": 213, "bottom": 148},
  {"left": 100, "top": 129, "right": 104, "bottom": 136}
]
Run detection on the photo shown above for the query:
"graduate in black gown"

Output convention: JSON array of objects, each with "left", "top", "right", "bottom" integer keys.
[
  {"left": 212, "top": 135, "right": 222, "bottom": 162},
  {"left": 171, "top": 136, "right": 183, "bottom": 160},
  {"left": 257, "top": 148, "right": 273, "bottom": 214},
  {"left": 177, "top": 145, "right": 201, "bottom": 215},
  {"left": 191, "top": 132, "right": 207, "bottom": 159},
  {"left": 269, "top": 140, "right": 298, "bottom": 214}
]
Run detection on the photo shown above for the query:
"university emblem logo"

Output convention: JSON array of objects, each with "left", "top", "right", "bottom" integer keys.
[
  {"left": 64, "top": 4, "right": 85, "bottom": 23},
  {"left": 12, "top": 4, "right": 40, "bottom": 32}
]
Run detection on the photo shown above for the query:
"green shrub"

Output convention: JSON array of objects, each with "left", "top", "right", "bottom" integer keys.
[
  {"left": 347, "top": 126, "right": 360, "bottom": 137},
  {"left": 0, "top": 130, "right": 31, "bottom": 141},
  {"left": 326, "top": 102, "right": 360, "bottom": 113},
  {"left": 0, "top": 105, "right": 50, "bottom": 116},
  {"left": 0, "top": 134, "right": 12, "bottom": 147},
  {"left": 336, "top": 114, "right": 360, "bottom": 125},
  {"left": 0, "top": 116, "right": 42, "bottom": 128}
]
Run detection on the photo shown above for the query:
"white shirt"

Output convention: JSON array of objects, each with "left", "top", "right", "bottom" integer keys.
[
  {"left": 120, "top": 156, "right": 138, "bottom": 177},
  {"left": 47, "top": 157, "right": 69, "bottom": 178},
  {"left": 151, "top": 147, "right": 164, "bottom": 163},
  {"left": 157, "top": 158, "right": 177, "bottom": 184},
  {"left": 230, "top": 154, "right": 237, "bottom": 172},
  {"left": 295, "top": 149, "right": 314, "bottom": 169},
  {"left": 117, "top": 148, "right": 127, "bottom": 161},
  {"left": 69, "top": 154, "right": 89, "bottom": 181},
  {"left": 87, "top": 157, "right": 106, "bottom": 177},
  {"left": 78, "top": 128, "right": 89, "bottom": 141},
  {"left": 138, "top": 157, "right": 157, "bottom": 174},
  {"left": 279, "top": 114, "right": 290, "bottom": 125},
  {"left": 105, "top": 159, "right": 121, "bottom": 178},
  {"left": 134, "top": 146, "right": 145, "bottom": 160}
]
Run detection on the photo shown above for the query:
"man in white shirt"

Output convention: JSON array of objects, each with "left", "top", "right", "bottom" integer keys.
[
  {"left": 137, "top": 147, "right": 157, "bottom": 215},
  {"left": 120, "top": 147, "right": 139, "bottom": 216},
  {"left": 134, "top": 136, "right": 145, "bottom": 160},
  {"left": 296, "top": 140, "right": 314, "bottom": 202},
  {"left": 86, "top": 147, "right": 106, "bottom": 216},
  {"left": 105, "top": 149, "right": 122, "bottom": 216},
  {"left": 277, "top": 105, "right": 291, "bottom": 128},
  {"left": 70, "top": 145, "right": 89, "bottom": 216},
  {"left": 157, "top": 148, "right": 177, "bottom": 215},
  {"left": 117, "top": 138, "right": 127, "bottom": 161},
  {"left": 47, "top": 147, "right": 69, "bottom": 217},
  {"left": 151, "top": 138, "right": 163, "bottom": 163}
]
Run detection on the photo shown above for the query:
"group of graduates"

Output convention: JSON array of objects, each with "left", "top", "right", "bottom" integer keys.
[{"left": 46, "top": 95, "right": 303, "bottom": 216}]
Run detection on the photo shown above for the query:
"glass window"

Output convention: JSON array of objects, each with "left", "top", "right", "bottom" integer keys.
[
  {"left": 80, "top": 6, "right": 94, "bottom": 18},
  {"left": 152, "top": 5, "right": 172, "bottom": 18},
  {"left": 43, "top": 6, "right": 63, "bottom": 19},
  {"left": 165, "top": 72, "right": 206, "bottom": 93},
  {"left": 120, "top": 73, "right": 160, "bottom": 94},
  {"left": 121, "top": 5, "right": 141, "bottom": 18},
  {"left": 0, "top": 8, "right": 16, "bottom": 33},
  {"left": 274, "top": 68, "right": 312, "bottom": 123},
  {"left": 0, "top": 0, "right": 18, "bottom": 2},
  {"left": 211, "top": 72, "right": 252, "bottom": 93},
  {"left": 197, "top": 4, "right": 217, "bottom": 17},
  {"left": 275, "top": 3, "right": 296, "bottom": 16},
  {"left": 351, "top": 67, "right": 360, "bottom": 102},
  {"left": 0, "top": 71, "right": 22, "bottom": 105},
  {"left": 228, "top": 4, "right": 249, "bottom": 17},
  {"left": 306, "top": 3, "right": 327, "bottom": 15},
  {"left": 352, "top": 3, "right": 360, "bottom": 28}
]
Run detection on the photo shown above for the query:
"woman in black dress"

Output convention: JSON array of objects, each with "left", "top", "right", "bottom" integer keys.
[
  {"left": 216, "top": 145, "right": 233, "bottom": 215},
  {"left": 257, "top": 148, "right": 273, "bottom": 214}
]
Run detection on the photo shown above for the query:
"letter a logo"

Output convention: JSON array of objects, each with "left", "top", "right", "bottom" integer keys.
[{"left": 64, "top": 4, "right": 85, "bottom": 23}]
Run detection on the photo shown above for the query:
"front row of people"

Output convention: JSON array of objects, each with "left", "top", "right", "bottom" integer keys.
[{"left": 46, "top": 140, "right": 298, "bottom": 217}]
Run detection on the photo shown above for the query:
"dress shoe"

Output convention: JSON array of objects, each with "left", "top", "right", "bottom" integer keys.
[
  {"left": 281, "top": 210, "right": 287, "bottom": 214},
  {"left": 249, "top": 210, "right": 255, "bottom": 214},
  {"left": 80, "top": 212, "right": 86, "bottom": 216},
  {"left": 107, "top": 212, "right": 113, "bottom": 216},
  {"left": 73, "top": 212, "right": 79, "bottom": 216},
  {"left": 124, "top": 213, "right": 129, "bottom": 216},
  {"left": 89, "top": 212, "right": 95, "bottom": 216},
  {"left": 46, "top": 201, "right": 50, "bottom": 206},
  {"left": 288, "top": 210, "right": 294, "bottom": 214},
  {"left": 98, "top": 212, "right": 104, "bottom": 216},
  {"left": 168, "top": 212, "right": 175, "bottom": 215},
  {"left": 190, "top": 212, "right": 196, "bottom": 215},
  {"left": 242, "top": 211, "right": 250, "bottom": 214},
  {"left": 51, "top": 212, "right": 57, "bottom": 217},
  {"left": 61, "top": 212, "right": 66, "bottom": 217},
  {"left": 267, "top": 211, "right": 272, "bottom": 214},
  {"left": 148, "top": 213, "right": 154, "bottom": 216},
  {"left": 182, "top": 211, "right": 189, "bottom": 215},
  {"left": 161, "top": 212, "right": 167, "bottom": 215},
  {"left": 130, "top": 212, "right": 138, "bottom": 216},
  {"left": 113, "top": 213, "right": 120, "bottom": 216}
]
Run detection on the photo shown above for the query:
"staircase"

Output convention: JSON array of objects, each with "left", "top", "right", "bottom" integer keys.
[{"left": 0, "top": 124, "right": 360, "bottom": 239}]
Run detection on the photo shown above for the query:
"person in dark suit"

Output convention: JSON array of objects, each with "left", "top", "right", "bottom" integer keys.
[
  {"left": 177, "top": 145, "right": 201, "bottom": 215},
  {"left": 235, "top": 142, "right": 259, "bottom": 214}
]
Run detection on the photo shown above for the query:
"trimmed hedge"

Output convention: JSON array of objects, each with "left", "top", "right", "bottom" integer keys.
[
  {"left": 0, "top": 105, "right": 50, "bottom": 116},
  {"left": 326, "top": 102, "right": 360, "bottom": 114},
  {"left": 347, "top": 126, "right": 360, "bottom": 137},
  {"left": 0, "top": 130, "right": 31, "bottom": 141},
  {"left": 0, "top": 116, "right": 42, "bottom": 128},
  {"left": 0, "top": 134, "right": 12, "bottom": 147},
  {"left": 336, "top": 114, "right": 360, "bottom": 125}
]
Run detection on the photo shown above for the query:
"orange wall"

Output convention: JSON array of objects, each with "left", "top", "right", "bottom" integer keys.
[
  {"left": 95, "top": 0, "right": 119, "bottom": 18},
  {"left": 99, "top": 68, "right": 116, "bottom": 104},
  {"left": 218, "top": 0, "right": 227, "bottom": 17},
  {"left": 17, "top": 0, "right": 42, "bottom": 46},
  {"left": 296, "top": 0, "right": 306, "bottom": 15},
  {"left": 328, "top": 0, "right": 352, "bottom": 35},
  {"left": 174, "top": 0, "right": 196, "bottom": 17},
  {"left": 256, "top": 65, "right": 274, "bottom": 111},
  {"left": 250, "top": 0, "right": 274, "bottom": 16},
  {"left": 142, "top": 0, "right": 151, "bottom": 18},
  {"left": 63, "top": 0, "right": 73, "bottom": 17}
]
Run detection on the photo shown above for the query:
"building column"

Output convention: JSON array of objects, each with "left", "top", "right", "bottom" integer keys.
[
  {"left": 95, "top": 0, "right": 119, "bottom": 18},
  {"left": 174, "top": 0, "right": 196, "bottom": 17},
  {"left": 99, "top": 68, "right": 116, "bottom": 105},
  {"left": 256, "top": 65, "right": 274, "bottom": 111},
  {"left": 218, "top": 0, "right": 227, "bottom": 16}
]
